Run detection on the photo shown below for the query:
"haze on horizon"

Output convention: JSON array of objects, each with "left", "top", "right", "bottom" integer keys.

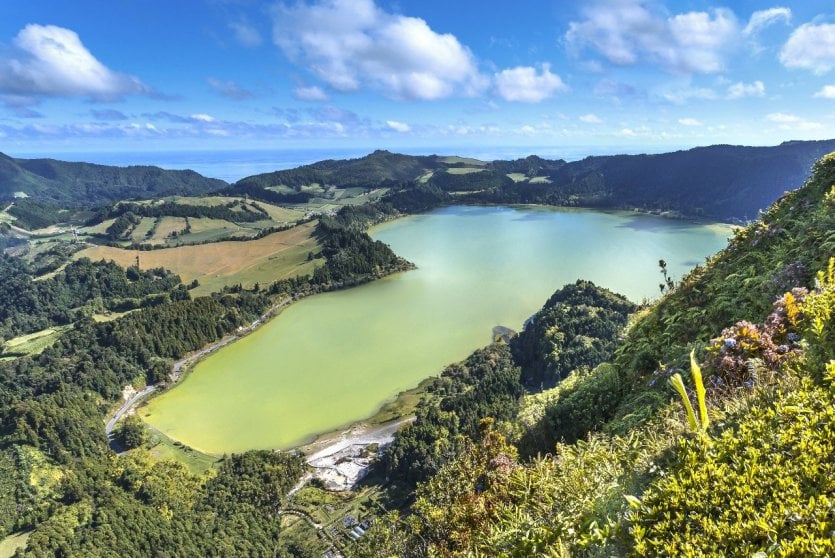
[{"left": 1, "top": 0, "right": 835, "bottom": 157}]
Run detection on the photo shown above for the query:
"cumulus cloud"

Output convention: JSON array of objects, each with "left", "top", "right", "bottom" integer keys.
[
  {"left": 0, "top": 24, "right": 150, "bottom": 104},
  {"left": 767, "top": 112, "right": 822, "bottom": 130},
  {"left": 726, "top": 80, "right": 765, "bottom": 99},
  {"left": 386, "top": 120, "right": 411, "bottom": 132},
  {"left": 566, "top": 1, "right": 738, "bottom": 74},
  {"left": 742, "top": 7, "right": 791, "bottom": 37},
  {"left": 678, "top": 117, "right": 702, "bottom": 126},
  {"left": 293, "top": 85, "right": 330, "bottom": 102},
  {"left": 814, "top": 85, "right": 835, "bottom": 99},
  {"left": 579, "top": 113, "right": 603, "bottom": 124},
  {"left": 190, "top": 113, "right": 217, "bottom": 122},
  {"left": 780, "top": 23, "right": 835, "bottom": 74},
  {"left": 272, "top": 0, "right": 486, "bottom": 100},
  {"left": 208, "top": 78, "right": 254, "bottom": 100},
  {"left": 494, "top": 64, "right": 566, "bottom": 103},
  {"left": 228, "top": 19, "right": 263, "bottom": 47}
]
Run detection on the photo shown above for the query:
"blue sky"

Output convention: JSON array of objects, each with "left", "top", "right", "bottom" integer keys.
[{"left": 1, "top": 0, "right": 835, "bottom": 158}]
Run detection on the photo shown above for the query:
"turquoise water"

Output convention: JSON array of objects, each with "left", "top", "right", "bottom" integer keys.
[{"left": 142, "top": 205, "right": 732, "bottom": 453}]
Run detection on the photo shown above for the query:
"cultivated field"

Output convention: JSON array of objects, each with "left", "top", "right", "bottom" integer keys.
[
  {"left": 75, "top": 221, "right": 320, "bottom": 295},
  {"left": 149, "top": 217, "right": 187, "bottom": 244},
  {"left": 445, "top": 167, "right": 486, "bottom": 175},
  {"left": 130, "top": 217, "right": 157, "bottom": 242}
]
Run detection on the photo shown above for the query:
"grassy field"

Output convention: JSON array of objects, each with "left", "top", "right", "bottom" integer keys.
[
  {"left": 145, "top": 426, "right": 220, "bottom": 474},
  {"left": 150, "top": 217, "right": 187, "bottom": 244},
  {"left": 438, "top": 156, "right": 487, "bottom": 166},
  {"left": 507, "top": 172, "right": 529, "bottom": 182},
  {"left": 0, "top": 531, "right": 31, "bottom": 558},
  {"left": 130, "top": 217, "right": 157, "bottom": 243},
  {"left": 75, "top": 221, "right": 320, "bottom": 296},
  {"left": 80, "top": 218, "right": 116, "bottom": 236},
  {"left": 252, "top": 202, "right": 305, "bottom": 222},
  {"left": 445, "top": 167, "right": 486, "bottom": 175},
  {"left": 2, "top": 326, "right": 71, "bottom": 356},
  {"left": 529, "top": 176, "right": 552, "bottom": 184}
]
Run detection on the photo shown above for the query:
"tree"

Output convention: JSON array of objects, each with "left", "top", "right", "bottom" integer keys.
[{"left": 118, "top": 415, "right": 148, "bottom": 449}]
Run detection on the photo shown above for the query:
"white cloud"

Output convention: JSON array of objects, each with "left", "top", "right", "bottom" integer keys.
[
  {"left": 766, "top": 112, "right": 799, "bottom": 123},
  {"left": 678, "top": 118, "right": 702, "bottom": 126},
  {"left": 386, "top": 120, "right": 411, "bottom": 132},
  {"left": 566, "top": 1, "right": 738, "bottom": 74},
  {"left": 293, "top": 85, "right": 330, "bottom": 102},
  {"left": 0, "top": 24, "right": 150, "bottom": 102},
  {"left": 618, "top": 128, "right": 637, "bottom": 137},
  {"left": 726, "top": 80, "right": 765, "bottom": 99},
  {"left": 766, "top": 112, "right": 822, "bottom": 130},
  {"left": 661, "top": 87, "right": 719, "bottom": 104},
  {"left": 494, "top": 64, "right": 566, "bottom": 103},
  {"left": 780, "top": 23, "right": 835, "bottom": 74},
  {"left": 190, "top": 113, "right": 216, "bottom": 122},
  {"left": 742, "top": 7, "right": 791, "bottom": 37},
  {"left": 228, "top": 20, "right": 263, "bottom": 47},
  {"left": 579, "top": 113, "right": 603, "bottom": 124},
  {"left": 814, "top": 85, "right": 835, "bottom": 99},
  {"left": 272, "top": 0, "right": 485, "bottom": 100}
]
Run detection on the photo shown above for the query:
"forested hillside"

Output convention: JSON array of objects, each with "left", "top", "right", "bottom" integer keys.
[
  {"left": 231, "top": 140, "right": 835, "bottom": 222},
  {"left": 0, "top": 152, "right": 226, "bottom": 208}
]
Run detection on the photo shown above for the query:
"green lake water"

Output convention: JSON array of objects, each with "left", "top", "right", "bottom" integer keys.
[{"left": 141, "top": 205, "right": 732, "bottom": 454}]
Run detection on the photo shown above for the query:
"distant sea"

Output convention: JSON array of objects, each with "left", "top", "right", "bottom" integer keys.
[{"left": 10, "top": 145, "right": 680, "bottom": 184}]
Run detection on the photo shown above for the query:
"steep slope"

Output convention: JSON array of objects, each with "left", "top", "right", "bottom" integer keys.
[
  {"left": 543, "top": 140, "right": 835, "bottom": 220},
  {"left": 0, "top": 153, "right": 227, "bottom": 208}
]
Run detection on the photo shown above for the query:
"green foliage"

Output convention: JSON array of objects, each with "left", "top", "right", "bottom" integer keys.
[
  {"left": 628, "top": 376, "right": 835, "bottom": 557},
  {"left": 117, "top": 415, "right": 148, "bottom": 449},
  {"left": 668, "top": 350, "right": 709, "bottom": 433},
  {"left": 6, "top": 199, "right": 69, "bottom": 230},
  {"left": 0, "top": 255, "right": 184, "bottom": 340},
  {"left": 512, "top": 280, "right": 635, "bottom": 388},
  {"left": 384, "top": 345, "right": 522, "bottom": 485}
]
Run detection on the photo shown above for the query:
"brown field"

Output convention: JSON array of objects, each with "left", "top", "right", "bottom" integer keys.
[{"left": 75, "top": 221, "right": 320, "bottom": 295}]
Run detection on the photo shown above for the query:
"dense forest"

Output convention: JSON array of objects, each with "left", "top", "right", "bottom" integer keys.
[
  {"left": 0, "top": 152, "right": 225, "bottom": 208},
  {"left": 0, "top": 257, "right": 186, "bottom": 342}
]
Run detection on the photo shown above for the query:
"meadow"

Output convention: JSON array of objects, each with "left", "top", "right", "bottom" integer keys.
[{"left": 75, "top": 221, "right": 319, "bottom": 296}]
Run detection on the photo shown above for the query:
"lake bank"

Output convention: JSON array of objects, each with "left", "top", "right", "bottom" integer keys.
[{"left": 140, "top": 205, "right": 733, "bottom": 454}]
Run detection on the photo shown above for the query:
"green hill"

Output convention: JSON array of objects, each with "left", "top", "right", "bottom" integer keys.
[
  {"left": 235, "top": 149, "right": 439, "bottom": 189},
  {"left": 0, "top": 152, "right": 226, "bottom": 208}
]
